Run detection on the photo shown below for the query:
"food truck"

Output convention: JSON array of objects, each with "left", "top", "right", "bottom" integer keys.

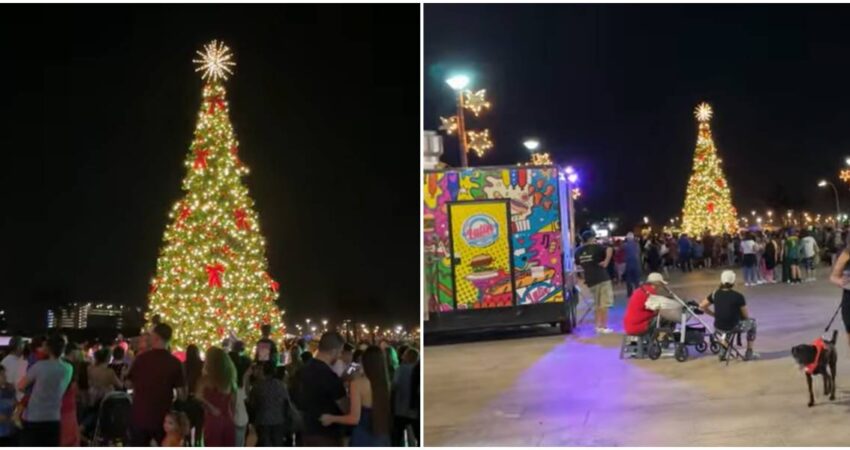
[{"left": 423, "top": 164, "right": 579, "bottom": 334}]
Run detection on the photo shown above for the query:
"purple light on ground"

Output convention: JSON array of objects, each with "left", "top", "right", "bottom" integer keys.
[{"left": 479, "top": 301, "right": 699, "bottom": 445}]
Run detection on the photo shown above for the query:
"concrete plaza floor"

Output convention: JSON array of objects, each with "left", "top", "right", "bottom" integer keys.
[{"left": 424, "top": 268, "right": 850, "bottom": 446}]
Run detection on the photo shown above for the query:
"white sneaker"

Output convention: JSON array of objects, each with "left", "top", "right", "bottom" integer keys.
[
  {"left": 598, "top": 327, "right": 614, "bottom": 334},
  {"left": 744, "top": 283, "right": 751, "bottom": 287}
]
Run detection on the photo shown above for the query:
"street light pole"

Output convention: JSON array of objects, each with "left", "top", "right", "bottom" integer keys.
[
  {"left": 446, "top": 75, "right": 471, "bottom": 167},
  {"left": 456, "top": 90, "right": 469, "bottom": 167},
  {"left": 819, "top": 180, "right": 841, "bottom": 219}
]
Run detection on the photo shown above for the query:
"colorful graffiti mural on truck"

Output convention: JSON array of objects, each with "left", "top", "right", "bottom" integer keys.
[{"left": 424, "top": 167, "right": 564, "bottom": 312}]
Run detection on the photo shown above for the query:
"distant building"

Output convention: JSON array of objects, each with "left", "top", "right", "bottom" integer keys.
[
  {"left": 46, "top": 302, "right": 143, "bottom": 330},
  {"left": 0, "top": 309, "right": 7, "bottom": 334}
]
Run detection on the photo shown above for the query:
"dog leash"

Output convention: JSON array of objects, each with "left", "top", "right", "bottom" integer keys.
[{"left": 824, "top": 301, "right": 842, "bottom": 333}]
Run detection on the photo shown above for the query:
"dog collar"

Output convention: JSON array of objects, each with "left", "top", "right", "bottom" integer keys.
[{"left": 804, "top": 338, "right": 825, "bottom": 375}]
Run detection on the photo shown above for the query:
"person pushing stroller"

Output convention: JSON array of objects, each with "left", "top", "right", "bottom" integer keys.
[{"left": 698, "top": 270, "right": 760, "bottom": 361}]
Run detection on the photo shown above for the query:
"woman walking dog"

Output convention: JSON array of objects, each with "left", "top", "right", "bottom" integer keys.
[{"left": 828, "top": 242, "right": 850, "bottom": 348}]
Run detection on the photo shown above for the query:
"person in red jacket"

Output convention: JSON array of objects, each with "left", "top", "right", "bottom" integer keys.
[{"left": 624, "top": 272, "right": 674, "bottom": 335}]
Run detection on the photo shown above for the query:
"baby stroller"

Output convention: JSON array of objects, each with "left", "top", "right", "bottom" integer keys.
[
  {"left": 645, "top": 284, "right": 716, "bottom": 362},
  {"left": 90, "top": 390, "right": 132, "bottom": 446}
]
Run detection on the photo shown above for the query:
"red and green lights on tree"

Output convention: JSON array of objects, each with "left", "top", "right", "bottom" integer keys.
[
  {"left": 681, "top": 102, "right": 738, "bottom": 236},
  {"left": 147, "top": 41, "right": 284, "bottom": 351}
]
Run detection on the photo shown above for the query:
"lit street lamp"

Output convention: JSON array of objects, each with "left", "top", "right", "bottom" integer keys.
[
  {"left": 523, "top": 139, "right": 540, "bottom": 151},
  {"left": 845, "top": 157, "right": 850, "bottom": 167},
  {"left": 818, "top": 179, "right": 841, "bottom": 220},
  {"left": 643, "top": 216, "right": 649, "bottom": 225}
]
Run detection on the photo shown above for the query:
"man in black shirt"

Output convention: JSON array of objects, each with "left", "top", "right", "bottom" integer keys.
[
  {"left": 575, "top": 230, "right": 615, "bottom": 334},
  {"left": 293, "top": 331, "right": 348, "bottom": 446},
  {"left": 699, "top": 270, "right": 759, "bottom": 361}
]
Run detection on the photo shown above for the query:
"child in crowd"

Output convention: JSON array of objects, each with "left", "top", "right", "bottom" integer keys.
[{"left": 158, "top": 410, "right": 190, "bottom": 447}]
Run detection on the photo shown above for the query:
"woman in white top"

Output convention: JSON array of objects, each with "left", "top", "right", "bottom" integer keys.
[{"left": 740, "top": 233, "right": 759, "bottom": 286}]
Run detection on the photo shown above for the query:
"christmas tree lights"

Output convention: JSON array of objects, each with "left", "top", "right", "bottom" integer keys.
[
  {"left": 681, "top": 102, "right": 738, "bottom": 235},
  {"left": 147, "top": 41, "right": 284, "bottom": 351}
]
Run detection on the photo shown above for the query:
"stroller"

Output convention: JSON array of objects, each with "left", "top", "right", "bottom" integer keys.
[
  {"left": 644, "top": 284, "right": 717, "bottom": 362},
  {"left": 89, "top": 390, "right": 132, "bottom": 446}
]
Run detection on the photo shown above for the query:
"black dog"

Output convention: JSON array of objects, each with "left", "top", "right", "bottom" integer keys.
[{"left": 791, "top": 330, "right": 838, "bottom": 407}]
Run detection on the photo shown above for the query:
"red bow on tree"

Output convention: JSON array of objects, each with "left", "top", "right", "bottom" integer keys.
[
  {"left": 176, "top": 204, "right": 191, "bottom": 228},
  {"left": 206, "top": 263, "right": 225, "bottom": 288},
  {"left": 208, "top": 95, "right": 226, "bottom": 115},
  {"left": 263, "top": 272, "right": 280, "bottom": 293},
  {"left": 194, "top": 149, "right": 210, "bottom": 169},
  {"left": 234, "top": 209, "right": 249, "bottom": 230}
]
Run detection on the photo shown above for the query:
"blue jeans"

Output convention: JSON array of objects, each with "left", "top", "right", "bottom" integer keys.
[
  {"left": 743, "top": 265, "right": 757, "bottom": 284},
  {"left": 624, "top": 265, "right": 641, "bottom": 297}
]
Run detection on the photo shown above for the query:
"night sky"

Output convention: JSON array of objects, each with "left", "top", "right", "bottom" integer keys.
[
  {"left": 425, "top": 4, "right": 850, "bottom": 229},
  {"left": 0, "top": 5, "right": 419, "bottom": 332}
]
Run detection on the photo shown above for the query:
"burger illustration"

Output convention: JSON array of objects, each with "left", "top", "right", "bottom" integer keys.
[{"left": 466, "top": 253, "right": 498, "bottom": 281}]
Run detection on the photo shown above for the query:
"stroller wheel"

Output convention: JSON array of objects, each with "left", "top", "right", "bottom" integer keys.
[
  {"left": 647, "top": 341, "right": 662, "bottom": 360},
  {"left": 695, "top": 341, "right": 708, "bottom": 353},
  {"left": 675, "top": 344, "right": 689, "bottom": 362},
  {"left": 674, "top": 344, "right": 689, "bottom": 362},
  {"left": 709, "top": 342, "right": 720, "bottom": 354}
]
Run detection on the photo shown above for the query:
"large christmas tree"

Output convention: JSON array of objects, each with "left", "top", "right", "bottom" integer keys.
[
  {"left": 681, "top": 102, "right": 738, "bottom": 236},
  {"left": 147, "top": 41, "right": 284, "bottom": 351}
]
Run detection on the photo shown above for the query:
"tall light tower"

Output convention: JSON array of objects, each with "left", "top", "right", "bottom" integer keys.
[{"left": 445, "top": 75, "right": 470, "bottom": 167}]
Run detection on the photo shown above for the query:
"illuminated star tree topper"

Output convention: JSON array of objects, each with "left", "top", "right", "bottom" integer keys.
[
  {"left": 193, "top": 39, "right": 236, "bottom": 82},
  {"left": 694, "top": 102, "right": 713, "bottom": 122}
]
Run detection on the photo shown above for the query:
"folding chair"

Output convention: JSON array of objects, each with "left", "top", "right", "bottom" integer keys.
[{"left": 710, "top": 329, "right": 745, "bottom": 365}]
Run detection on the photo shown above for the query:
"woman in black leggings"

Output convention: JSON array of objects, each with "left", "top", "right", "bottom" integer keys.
[{"left": 829, "top": 244, "right": 850, "bottom": 348}]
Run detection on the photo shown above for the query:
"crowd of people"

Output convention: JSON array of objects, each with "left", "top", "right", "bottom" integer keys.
[
  {"left": 606, "top": 225, "right": 847, "bottom": 286},
  {"left": 575, "top": 224, "right": 849, "bottom": 339},
  {"left": 0, "top": 321, "right": 420, "bottom": 447}
]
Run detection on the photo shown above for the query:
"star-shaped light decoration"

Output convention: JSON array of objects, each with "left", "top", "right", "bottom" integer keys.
[
  {"left": 463, "top": 89, "right": 491, "bottom": 117},
  {"left": 531, "top": 152, "right": 552, "bottom": 165},
  {"left": 841, "top": 169, "right": 850, "bottom": 183},
  {"left": 439, "top": 116, "right": 458, "bottom": 135},
  {"left": 571, "top": 187, "right": 582, "bottom": 200},
  {"left": 193, "top": 40, "right": 236, "bottom": 82},
  {"left": 694, "top": 102, "right": 713, "bottom": 122},
  {"left": 466, "top": 130, "right": 493, "bottom": 157}
]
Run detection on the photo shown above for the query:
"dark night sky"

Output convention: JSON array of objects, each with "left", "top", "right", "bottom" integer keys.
[
  {"left": 425, "top": 4, "right": 850, "bottom": 229},
  {"left": 0, "top": 5, "right": 419, "bottom": 332}
]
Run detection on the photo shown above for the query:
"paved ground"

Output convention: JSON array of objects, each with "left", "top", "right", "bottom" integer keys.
[{"left": 424, "top": 267, "right": 850, "bottom": 446}]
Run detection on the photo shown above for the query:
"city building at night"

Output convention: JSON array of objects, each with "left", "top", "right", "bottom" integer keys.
[{"left": 47, "top": 302, "right": 143, "bottom": 330}]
